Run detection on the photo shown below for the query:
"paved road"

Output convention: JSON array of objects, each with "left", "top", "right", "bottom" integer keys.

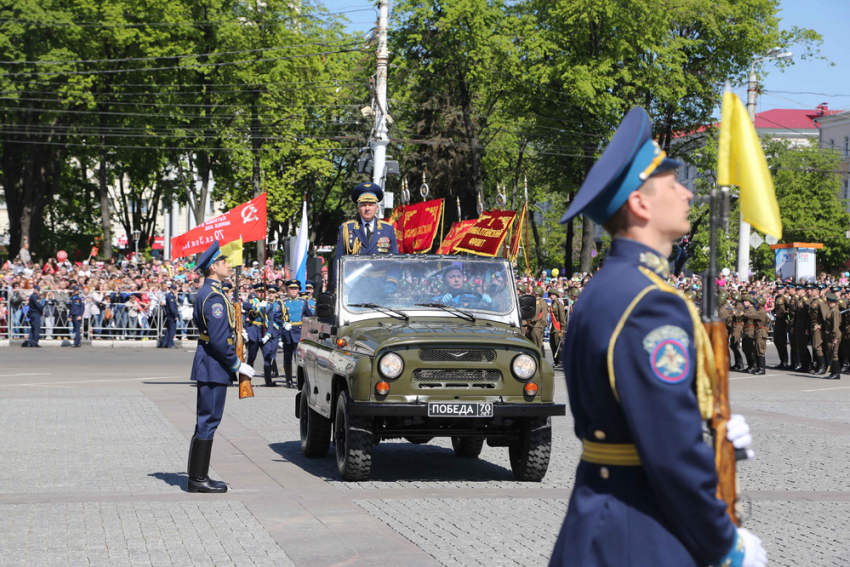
[{"left": 0, "top": 346, "right": 848, "bottom": 566}]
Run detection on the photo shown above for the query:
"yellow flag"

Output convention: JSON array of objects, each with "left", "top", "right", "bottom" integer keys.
[
  {"left": 220, "top": 239, "right": 243, "bottom": 267},
  {"left": 717, "top": 91, "right": 782, "bottom": 238}
]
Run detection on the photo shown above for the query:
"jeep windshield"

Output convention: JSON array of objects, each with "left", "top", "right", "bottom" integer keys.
[{"left": 341, "top": 257, "right": 515, "bottom": 317}]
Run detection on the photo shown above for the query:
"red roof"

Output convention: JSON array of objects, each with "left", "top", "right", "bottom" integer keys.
[{"left": 675, "top": 104, "right": 842, "bottom": 138}]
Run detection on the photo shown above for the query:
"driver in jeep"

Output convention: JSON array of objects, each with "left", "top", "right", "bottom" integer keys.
[{"left": 433, "top": 265, "right": 493, "bottom": 308}]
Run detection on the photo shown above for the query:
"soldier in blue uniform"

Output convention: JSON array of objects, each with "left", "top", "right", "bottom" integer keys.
[
  {"left": 280, "top": 279, "right": 311, "bottom": 388},
  {"left": 242, "top": 284, "right": 267, "bottom": 367},
  {"left": 187, "top": 241, "right": 255, "bottom": 493},
  {"left": 260, "top": 284, "right": 282, "bottom": 387},
  {"left": 334, "top": 182, "right": 399, "bottom": 258},
  {"left": 550, "top": 107, "right": 765, "bottom": 567},
  {"left": 68, "top": 285, "right": 85, "bottom": 347},
  {"left": 162, "top": 284, "right": 179, "bottom": 348},
  {"left": 302, "top": 280, "right": 316, "bottom": 316},
  {"left": 27, "top": 286, "right": 45, "bottom": 347}
]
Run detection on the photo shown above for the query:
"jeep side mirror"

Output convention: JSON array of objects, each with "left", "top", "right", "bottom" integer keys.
[
  {"left": 316, "top": 293, "right": 335, "bottom": 319},
  {"left": 519, "top": 294, "right": 536, "bottom": 320}
]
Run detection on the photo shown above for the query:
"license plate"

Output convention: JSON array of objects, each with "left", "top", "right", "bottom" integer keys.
[{"left": 427, "top": 402, "right": 493, "bottom": 418}]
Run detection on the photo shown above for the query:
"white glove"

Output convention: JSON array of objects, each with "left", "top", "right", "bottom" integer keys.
[
  {"left": 727, "top": 414, "right": 755, "bottom": 460},
  {"left": 284, "top": 323, "right": 292, "bottom": 331},
  {"left": 237, "top": 362, "right": 255, "bottom": 378},
  {"left": 738, "top": 527, "right": 767, "bottom": 567},
  {"left": 261, "top": 333, "right": 271, "bottom": 345},
  {"left": 258, "top": 301, "right": 267, "bottom": 308},
  {"left": 241, "top": 329, "right": 248, "bottom": 341}
]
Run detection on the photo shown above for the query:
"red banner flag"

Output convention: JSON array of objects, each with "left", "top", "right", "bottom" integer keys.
[
  {"left": 508, "top": 203, "right": 526, "bottom": 261},
  {"left": 393, "top": 199, "right": 445, "bottom": 253},
  {"left": 171, "top": 193, "right": 267, "bottom": 259},
  {"left": 454, "top": 211, "right": 516, "bottom": 257},
  {"left": 90, "top": 246, "right": 99, "bottom": 258},
  {"left": 437, "top": 220, "right": 477, "bottom": 254}
]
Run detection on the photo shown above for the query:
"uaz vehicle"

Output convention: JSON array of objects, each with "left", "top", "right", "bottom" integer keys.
[{"left": 295, "top": 255, "right": 565, "bottom": 481}]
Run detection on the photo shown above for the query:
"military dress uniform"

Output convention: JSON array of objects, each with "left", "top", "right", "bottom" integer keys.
[
  {"left": 163, "top": 286, "right": 179, "bottom": 348},
  {"left": 260, "top": 285, "right": 283, "bottom": 387},
  {"left": 242, "top": 285, "right": 267, "bottom": 367},
  {"left": 742, "top": 301, "right": 757, "bottom": 372},
  {"left": 68, "top": 286, "right": 85, "bottom": 347},
  {"left": 280, "top": 280, "right": 311, "bottom": 388},
  {"left": 27, "top": 287, "right": 45, "bottom": 347},
  {"left": 729, "top": 296, "right": 745, "bottom": 371},
  {"left": 772, "top": 287, "right": 790, "bottom": 369},
  {"left": 550, "top": 107, "right": 756, "bottom": 567},
  {"left": 548, "top": 290, "right": 568, "bottom": 365},
  {"left": 748, "top": 297, "right": 770, "bottom": 375},
  {"left": 187, "top": 241, "right": 250, "bottom": 494},
  {"left": 809, "top": 290, "right": 830, "bottom": 375},
  {"left": 838, "top": 290, "right": 850, "bottom": 372},
  {"left": 794, "top": 287, "right": 812, "bottom": 372},
  {"left": 824, "top": 293, "right": 842, "bottom": 380}
]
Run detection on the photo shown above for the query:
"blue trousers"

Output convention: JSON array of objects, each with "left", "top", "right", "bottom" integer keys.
[
  {"left": 72, "top": 318, "right": 82, "bottom": 346},
  {"left": 28, "top": 316, "right": 41, "bottom": 346},
  {"left": 164, "top": 317, "right": 176, "bottom": 347},
  {"left": 195, "top": 381, "right": 228, "bottom": 440},
  {"left": 262, "top": 337, "right": 279, "bottom": 367}
]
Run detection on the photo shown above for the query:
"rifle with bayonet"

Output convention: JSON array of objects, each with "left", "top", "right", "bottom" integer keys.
[{"left": 234, "top": 266, "right": 254, "bottom": 399}]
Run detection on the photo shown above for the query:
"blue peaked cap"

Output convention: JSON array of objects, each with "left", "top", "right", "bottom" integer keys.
[
  {"left": 559, "top": 107, "right": 682, "bottom": 226},
  {"left": 195, "top": 241, "right": 223, "bottom": 273},
  {"left": 351, "top": 182, "right": 383, "bottom": 203}
]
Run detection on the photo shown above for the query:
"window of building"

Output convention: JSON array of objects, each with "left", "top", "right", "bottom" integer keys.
[{"left": 845, "top": 136, "right": 849, "bottom": 158}]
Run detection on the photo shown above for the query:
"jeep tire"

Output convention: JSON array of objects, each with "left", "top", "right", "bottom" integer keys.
[
  {"left": 509, "top": 417, "right": 552, "bottom": 481},
  {"left": 451, "top": 436, "right": 485, "bottom": 458},
  {"left": 300, "top": 383, "right": 331, "bottom": 457},
  {"left": 334, "top": 391, "right": 373, "bottom": 481}
]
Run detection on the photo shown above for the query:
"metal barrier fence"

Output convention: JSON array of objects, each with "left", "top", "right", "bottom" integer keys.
[{"left": 2, "top": 287, "right": 200, "bottom": 343}]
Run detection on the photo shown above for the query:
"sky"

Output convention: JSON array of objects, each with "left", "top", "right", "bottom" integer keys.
[{"left": 318, "top": 0, "right": 850, "bottom": 115}]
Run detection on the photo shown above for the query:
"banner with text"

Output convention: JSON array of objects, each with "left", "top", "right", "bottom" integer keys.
[
  {"left": 436, "top": 219, "right": 478, "bottom": 254},
  {"left": 171, "top": 193, "right": 267, "bottom": 259},
  {"left": 392, "top": 199, "right": 445, "bottom": 253},
  {"left": 508, "top": 203, "right": 526, "bottom": 261},
  {"left": 454, "top": 211, "right": 516, "bottom": 257}
]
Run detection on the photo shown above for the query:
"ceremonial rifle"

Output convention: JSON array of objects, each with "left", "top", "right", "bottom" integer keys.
[
  {"left": 699, "top": 186, "right": 743, "bottom": 526},
  {"left": 234, "top": 266, "right": 254, "bottom": 399}
]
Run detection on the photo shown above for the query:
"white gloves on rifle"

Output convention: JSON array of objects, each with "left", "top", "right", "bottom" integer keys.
[
  {"left": 258, "top": 301, "right": 267, "bottom": 308},
  {"left": 241, "top": 329, "right": 248, "bottom": 341},
  {"left": 726, "top": 414, "right": 755, "bottom": 460},
  {"left": 237, "top": 362, "right": 255, "bottom": 378},
  {"left": 284, "top": 323, "right": 292, "bottom": 331},
  {"left": 738, "top": 528, "right": 767, "bottom": 567},
  {"left": 261, "top": 333, "right": 271, "bottom": 345}
]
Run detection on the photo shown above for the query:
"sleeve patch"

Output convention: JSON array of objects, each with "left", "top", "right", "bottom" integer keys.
[
  {"left": 212, "top": 304, "right": 224, "bottom": 319},
  {"left": 643, "top": 325, "right": 690, "bottom": 384}
]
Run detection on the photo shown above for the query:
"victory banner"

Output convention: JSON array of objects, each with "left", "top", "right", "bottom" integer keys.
[
  {"left": 508, "top": 202, "right": 527, "bottom": 261},
  {"left": 171, "top": 193, "right": 267, "bottom": 259},
  {"left": 454, "top": 211, "right": 516, "bottom": 256},
  {"left": 393, "top": 199, "right": 444, "bottom": 253},
  {"left": 437, "top": 219, "right": 477, "bottom": 254}
]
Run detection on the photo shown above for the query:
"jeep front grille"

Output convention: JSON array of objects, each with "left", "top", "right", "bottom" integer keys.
[
  {"left": 412, "top": 369, "right": 501, "bottom": 382},
  {"left": 418, "top": 349, "right": 497, "bottom": 363}
]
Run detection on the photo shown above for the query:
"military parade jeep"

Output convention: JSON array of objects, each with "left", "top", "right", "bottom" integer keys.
[{"left": 295, "top": 254, "right": 566, "bottom": 481}]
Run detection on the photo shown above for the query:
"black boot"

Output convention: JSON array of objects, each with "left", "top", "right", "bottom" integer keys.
[
  {"left": 816, "top": 356, "right": 828, "bottom": 375},
  {"left": 187, "top": 437, "right": 227, "bottom": 493},
  {"left": 284, "top": 361, "right": 293, "bottom": 388},
  {"left": 271, "top": 359, "right": 279, "bottom": 378},
  {"left": 809, "top": 357, "right": 821, "bottom": 375},
  {"left": 263, "top": 365, "right": 277, "bottom": 387},
  {"left": 827, "top": 360, "right": 841, "bottom": 380},
  {"left": 752, "top": 356, "right": 765, "bottom": 375}
]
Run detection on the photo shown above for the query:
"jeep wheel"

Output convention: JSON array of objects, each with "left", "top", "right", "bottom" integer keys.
[
  {"left": 404, "top": 436, "right": 434, "bottom": 445},
  {"left": 300, "top": 383, "right": 331, "bottom": 457},
  {"left": 451, "top": 436, "right": 485, "bottom": 458},
  {"left": 509, "top": 417, "right": 552, "bottom": 481},
  {"left": 334, "top": 391, "right": 373, "bottom": 481}
]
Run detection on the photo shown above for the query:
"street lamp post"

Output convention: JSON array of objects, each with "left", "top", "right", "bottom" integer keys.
[
  {"left": 736, "top": 47, "right": 792, "bottom": 282},
  {"left": 132, "top": 229, "right": 141, "bottom": 264}
]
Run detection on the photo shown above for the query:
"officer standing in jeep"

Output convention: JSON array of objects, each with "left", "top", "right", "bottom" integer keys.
[{"left": 334, "top": 182, "right": 399, "bottom": 259}]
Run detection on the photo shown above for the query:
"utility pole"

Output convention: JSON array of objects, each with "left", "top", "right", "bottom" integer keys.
[
  {"left": 372, "top": 0, "right": 390, "bottom": 218},
  {"left": 736, "top": 48, "right": 792, "bottom": 282}
]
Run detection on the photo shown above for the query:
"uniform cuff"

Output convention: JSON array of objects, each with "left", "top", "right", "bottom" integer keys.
[
  {"left": 229, "top": 361, "right": 241, "bottom": 373},
  {"left": 711, "top": 531, "right": 744, "bottom": 567}
]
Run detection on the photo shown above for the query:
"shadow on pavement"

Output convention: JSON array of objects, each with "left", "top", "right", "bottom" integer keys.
[
  {"left": 148, "top": 472, "right": 189, "bottom": 490},
  {"left": 269, "top": 440, "right": 515, "bottom": 482}
]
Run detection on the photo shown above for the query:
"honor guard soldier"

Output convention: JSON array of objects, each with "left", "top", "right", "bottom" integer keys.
[
  {"left": 162, "top": 284, "right": 179, "bottom": 348},
  {"left": 27, "top": 286, "right": 45, "bottom": 347},
  {"left": 69, "top": 285, "right": 85, "bottom": 347},
  {"left": 260, "top": 284, "right": 282, "bottom": 387},
  {"left": 243, "top": 284, "right": 268, "bottom": 367},
  {"left": 281, "top": 279, "right": 310, "bottom": 388},
  {"left": 729, "top": 294, "right": 745, "bottom": 371},
  {"left": 741, "top": 296, "right": 757, "bottom": 372},
  {"left": 187, "top": 241, "right": 255, "bottom": 493},
  {"left": 548, "top": 289, "right": 568, "bottom": 366},
  {"left": 809, "top": 284, "right": 830, "bottom": 375},
  {"left": 549, "top": 107, "right": 764, "bottom": 567},
  {"left": 793, "top": 284, "right": 812, "bottom": 372},
  {"left": 335, "top": 182, "right": 400, "bottom": 258},
  {"left": 749, "top": 296, "right": 770, "bottom": 375},
  {"left": 772, "top": 285, "right": 790, "bottom": 369},
  {"left": 302, "top": 280, "right": 316, "bottom": 316},
  {"left": 824, "top": 292, "right": 841, "bottom": 380}
]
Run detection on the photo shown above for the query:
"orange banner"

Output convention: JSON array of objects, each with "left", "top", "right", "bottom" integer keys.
[
  {"left": 437, "top": 220, "right": 477, "bottom": 254},
  {"left": 392, "top": 199, "right": 444, "bottom": 253},
  {"left": 455, "top": 211, "right": 516, "bottom": 256},
  {"left": 508, "top": 203, "right": 526, "bottom": 261}
]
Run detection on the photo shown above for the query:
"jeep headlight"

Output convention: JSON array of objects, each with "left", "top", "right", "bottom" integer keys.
[
  {"left": 512, "top": 353, "right": 537, "bottom": 380},
  {"left": 379, "top": 352, "right": 404, "bottom": 379}
]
